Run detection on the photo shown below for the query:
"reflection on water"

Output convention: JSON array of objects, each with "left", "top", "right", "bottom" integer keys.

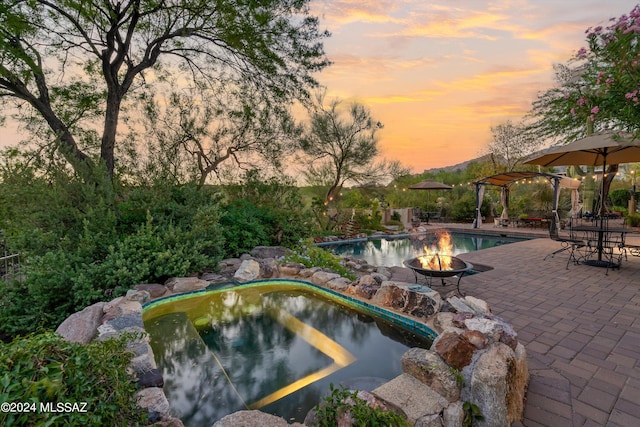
[
  {"left": 144, "top": 288, "right": 432, "bottom": 426},
  {"left": 330, "top": 234, "right": 525, "bottom": 267}
]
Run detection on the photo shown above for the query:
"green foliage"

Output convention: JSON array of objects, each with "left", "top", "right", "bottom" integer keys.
[
  {"left": 626, "top": 213, "right": 640, "bottom": 227},
  {"left": 390, "top": 211, "right": 402, "bottom": 221},
  {"left": 448, "top": 192, "right": 479, "bottom": 221},
  {"left": 352, "top": 199, "right": 383, "bottom": 232},
  {"left": 449, "top": 366, "right": 466, "bottom": 388},
  {"left": 0, "top": 179, "right": 227, "bottom": 337},
  {"left": 312, "top": 384, "right": 409, "bottom": 427},
  {"left": 610, "top": 206, "right": 627, "bottom": 216},
  {"left": 285, "top": 240, "right": 356, "bottom": 280},
  {"left": 1, "top": 0, "right": 330, "bottom": 182},
  {"left": 462, "top": 401, "right": 484, "bottom": 427},
  {"left": 609, "top": 188, "right": 631, "bottom": 208},
  {"left": 0, "top": 332, "right": 146, "bottom": 426}
]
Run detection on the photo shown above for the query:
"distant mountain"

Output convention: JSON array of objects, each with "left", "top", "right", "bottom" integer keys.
[{"left": 422, "top": 154, "right": 493, "bottom": 174}]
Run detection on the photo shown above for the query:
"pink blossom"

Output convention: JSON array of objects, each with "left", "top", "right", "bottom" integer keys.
[
  {"left": 634, "top": 97, "right": 639, "bottom": 103},
  {"left": 570, "top": 108, "right": 576, "bottom": 116},
  {"left": 577, "top": 97, "right": 587, "bottom": 106},
  {"left": 591, "top": 106, "right": 599, "bottom": 114},
  {"left": 590, "top": 114, "right": 596, "bottom": 122},
  {"left": 576, "top": 47, "right": 588, "bottom": 58},
  {"left": 564, "top": 93, "right": 571, "bottom": 99}
]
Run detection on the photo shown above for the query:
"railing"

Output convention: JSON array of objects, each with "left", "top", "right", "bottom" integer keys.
[{"left": 1, "top": 253, "right": 21, "bottom": 282}]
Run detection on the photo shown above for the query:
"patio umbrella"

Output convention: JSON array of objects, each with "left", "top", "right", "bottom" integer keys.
[
  {"left": 408, "top": 180, "right": 452, "bottom": 206},
  {"left": 524, "top": 132, "right": 640, "bottom": 216},
  {"left": 525, "top": 132, "right": 640, "bottom": 266}
]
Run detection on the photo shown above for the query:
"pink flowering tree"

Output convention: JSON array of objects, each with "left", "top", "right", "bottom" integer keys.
[{"left": 528, "top": 5, "right": 640, "bottom": 213}]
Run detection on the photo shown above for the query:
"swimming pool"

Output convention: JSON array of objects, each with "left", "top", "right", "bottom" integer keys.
[
  {"left": 142, "top": 281, "right": 434, "bottom": 425},
  {"left": 328, "top": 232, "right": 528, "bottom": 267}
]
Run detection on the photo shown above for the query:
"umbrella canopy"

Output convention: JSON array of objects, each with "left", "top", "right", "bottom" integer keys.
[
  {"left": 408, "top": 180, "right": 453, "bottom": 210},
  {"left": 525, "top": 132, "right": 640, "bottom": 227},
  {"left": 524, "top": 132, "right": 640, "bottom": 167},
  {"left": 408, "top": 180, "right": 453, "bottom": 190}
]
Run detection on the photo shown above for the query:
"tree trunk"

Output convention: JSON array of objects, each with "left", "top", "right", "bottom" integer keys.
[{"left": 598, "top": 164, "right": 619, "bottom": 215}]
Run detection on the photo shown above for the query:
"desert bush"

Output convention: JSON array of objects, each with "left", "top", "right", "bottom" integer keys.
[
  {"left": 312, "top": 384, "right": 409, "bottom": 427},
  {"left": 0, "top": 332, "right": 146, "bottom": 426},
  {"left": 626, "top": 213, "right": 640, "bottom": 227},
  {"left": 609, "top": 188, "right": 631, "bottom": 208},
  {"left": 284, "top": 240, "right": 356, "bottom": 280}
]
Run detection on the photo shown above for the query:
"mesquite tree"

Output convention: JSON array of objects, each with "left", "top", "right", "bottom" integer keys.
[
  {"left": 0, "top": 0, "right": 330, "bottom": 185},
  {"left": 485, "top": 120, "right": 540, "bottom": 172},
  {"left": 299, "top": 93, "right": 391, "bottom": 206}
]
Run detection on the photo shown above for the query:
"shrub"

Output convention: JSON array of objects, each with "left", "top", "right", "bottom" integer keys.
[
  {"left": 0, "top": 332, "right": 146, "bottom": 426},
  {"left": 220, "top": 198, "right": 311, "bottom": 258},
  {"left": 0, "top": 212, "right": 224, "bottom": 337},
  {"left": 312, "top": 384, "right": 409, "bottom": 427},
  {"left": 626, "top": 213, "right": 640, "bottom": 227},
  {"left": 609, "top": 188, "right": 631, "bottom": 208},
  {"left": 284, "top": 240, "right": 356, "bottom": 280}
]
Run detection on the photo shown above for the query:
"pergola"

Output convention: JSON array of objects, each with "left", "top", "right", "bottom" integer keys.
[{"left": 472, "top": 171, "right": 581, "bottom": 234}]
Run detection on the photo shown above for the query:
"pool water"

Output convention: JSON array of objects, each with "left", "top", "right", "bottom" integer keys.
[
  {"left": 143, "top": 284, "right": 432, "bottom": 426},
  {"left": 329, "top": 233, "right": 526, "bottom": 267}
]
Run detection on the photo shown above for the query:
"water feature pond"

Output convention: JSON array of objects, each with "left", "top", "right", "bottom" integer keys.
[
  {"left": 143, "top": 281, "right": 433, "bottom": 426},
  {"left": 328, "top": 232, "right": 528, "bottom": 268}
]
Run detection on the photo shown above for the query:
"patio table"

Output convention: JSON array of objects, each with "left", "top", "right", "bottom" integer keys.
[{"left": 571, "top": 225, "right": 631, "bottom": 269}]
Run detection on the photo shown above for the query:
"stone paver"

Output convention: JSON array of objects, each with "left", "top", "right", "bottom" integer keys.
[{"left": 420, "top": 222, "right": 640, "bottom": 426}]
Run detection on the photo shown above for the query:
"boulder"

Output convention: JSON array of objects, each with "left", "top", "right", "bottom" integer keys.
[
  {"left": 135, "top": 387, "right": 170, "bottom": 419},
  {"left": 353, "top": 280, "right": 380, "bottom": 299},
  {"left": 299, "top": 267, "right": 320, "bottom": 278},
  {"left": 165, "top": 277, "right": 208, "bottom": 293},
  {"left": 258, "top": 259, "right": 279, "bottom": 278},
  {"left": 401, "top": 348, "right": 460, "bottom": 402},
  {"left": 464, "top": 317, "right": 518, "bottom": 349},
  {"left": 442, "top": 401, "right": 464, "bottom": 427},
  {"left": 250, "top": 246, "right": 290, "bottom": 259},
  {"left": 310, "top": 270, "right": 341, "bottom": 286},
  {"left": 278, "top": 262, "right": 304, "bottom": 277},
  {"left": 233, "top": 259, "right": 261, "bottom": 281},
  {"left": 213, "top": 410, "right": 304, "bottom": 427},
  {"left": 373, "top": 374, "right": 449, "bottom": 424},
  {"left": 138, "top": 368, "right": 164, "bottom": 388},
  {"left": 466, "top": 342, "right": 525, "bottom": 426},
  {"left": 326, "top": 277, "right": 352, "bottom": 291},
  {"left": 461, "top": 330, "right": 489, "bottom": 350},
  {"left": 374, "top": 267, "right": 392, "bottom": 280},
  {"left": 433, "top": 312, "right": 456, "bottom": 333},
  {"left": 451, "top": 312, "right": 475, "bottom": 328},
  {"left": 103, "top": 312, "right": 144, "bottom": 331},
  {"left": 125, "top": 289, "right": 150, "bottom": 304},
  {"left": 415, "top": 413, "right": 444, "bottom": 427},
  {"left": 446, "top": 296, "right": 475, "bottom": 314},
  {"left": 134, "top": 283, "right": 168, "bottom": 299},
  {"left": 463, "top": 295, "right": 491, "bottom": 316},
  {"left": 55, "top": 301, "right": 106, "bottom": 344},
  {"left": 373, "top": 282, "right": 442, "bottom": 318},
  {"left": 102, "top": 299, "right": 143, "bottom": 323},
  {"left": 433, "top": 331, "right": 478, "bottom": 371}
]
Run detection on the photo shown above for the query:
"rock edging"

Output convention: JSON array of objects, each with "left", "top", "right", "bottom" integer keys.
[{"left": 55, "top": 246, "right": 529, "bottom": 426}]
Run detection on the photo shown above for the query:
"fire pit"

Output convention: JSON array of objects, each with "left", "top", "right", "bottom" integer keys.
[{"left": 404, "top": 255, "right": 474, "bottom": 295}]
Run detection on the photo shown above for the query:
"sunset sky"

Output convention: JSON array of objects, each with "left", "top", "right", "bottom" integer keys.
[
  {"left": 1, "top": 1, "right": 637, "bottom": 176},
  {"left": 309, "top": 0, "right": 637, "bottom": 173}
]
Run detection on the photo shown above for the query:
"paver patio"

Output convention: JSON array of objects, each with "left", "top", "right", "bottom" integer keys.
[{"left": 431, "top": 222, "right": 640, "bottom": 426}]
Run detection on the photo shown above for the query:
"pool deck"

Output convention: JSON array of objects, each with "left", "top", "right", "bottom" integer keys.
[{"left": 424, "top": 221, "right": 640, "bottom": 426}]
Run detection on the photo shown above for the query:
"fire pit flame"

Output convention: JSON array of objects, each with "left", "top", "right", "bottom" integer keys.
[{"left": 418, "top": 232, "right": 454, "bottom": 270}]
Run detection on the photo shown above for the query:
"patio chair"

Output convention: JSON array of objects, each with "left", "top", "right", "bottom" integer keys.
[{"left": 544, "top": 226, "right": 586, "bottom": 269}]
